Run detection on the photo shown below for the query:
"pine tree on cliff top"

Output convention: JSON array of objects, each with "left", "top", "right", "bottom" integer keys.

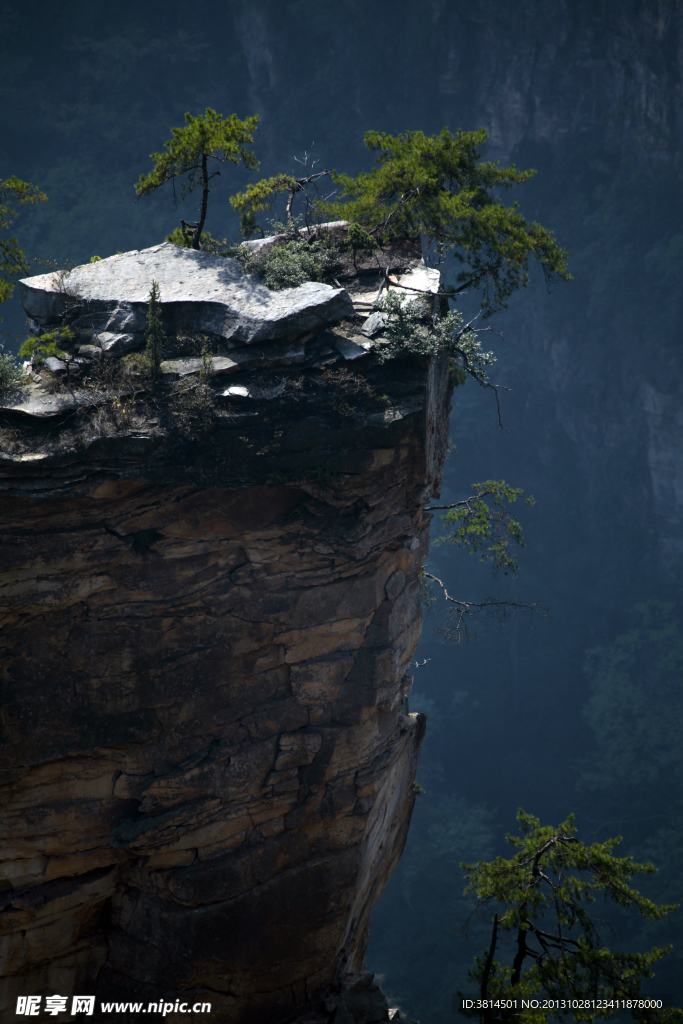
[
  {"left": 135, "top": 108, "right": 259, "bottom": 251},
  {"left": 321, "top": 127, "right": 572, "bottom": 316}
]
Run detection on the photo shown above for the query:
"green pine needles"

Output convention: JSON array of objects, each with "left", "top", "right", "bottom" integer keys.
[
  {"left": 322, "top": 127, "right": 571, "bottom": 315},
  {"left": 230, "top": 167, "right": 331, "bottom": 238},
  {"left": 461, "top": 810, "right": 681, "bottom": 1023},
  {"left": 347, "top": 222, "right": 379, "bottom": 263},
  {"left": 230, "top": 173, "right": 299, "bottom": 238},
  {"left": 135, "top": 108, "right": 259, "bottom": 250},
  {"left": 1, "top": 176, "right": 47, "bottom": 312},
  {"left": 433, "top": 480, "right": 534, "bottom": 577},
  {"left": 18, "top": 327, "right": 72, "bottom": 365},
  {"left": 145, "top": 280, "right": 164, "bottom": 376}
]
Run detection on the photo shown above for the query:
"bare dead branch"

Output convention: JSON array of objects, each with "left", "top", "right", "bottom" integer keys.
[{"left": 421, "top": 570, "right": 544, "bottom": 644}]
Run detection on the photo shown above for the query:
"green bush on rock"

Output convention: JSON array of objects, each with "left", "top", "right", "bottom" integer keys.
[
  {"left": 0, "top": 350, "right": 23, "bottom": 391},
  {"left": 375, "top": 291, "right": 495, "bottom": 372},
  {"left": 255, "top": 239, "right": 341, "bottom": 290},
  {"left": 18, "top": 328, "right": 72, "bottom": 365}
]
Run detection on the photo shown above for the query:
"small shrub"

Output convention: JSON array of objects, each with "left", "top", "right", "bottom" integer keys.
[
  {"left": 319, "top": 366, "right": 374, "bottom": 416},
  {"left": 200, "top": 341, "right": 214, "bottom": 382},
  {"left": 0, "top": 425, "right": 25, "bottom": 454},
  {"left": 256, "top": 239, "right": 341, "bottom": 290},
  {"left": 166, "top": 225, "right": 227, "bottom": 253},
  {"left": 122, "top": 351, "right": 153, "bottom": 377},
  {"left": 0, "top": 350, "right": 23, "bottom": 391},
  {"left": 170, "top": 377, "right": 215, "bottom": 438},
  {"left": 18, "top": 328, "right": 73, "bottom": 364},
  {"left": 145, "top": 280, "right": 164, "bottom": 377},
  {"left": 347, "top": 222, "right": 378, "bottom": 262},
  {"left": 83, "top": 407, "right": 116, "bottom": 438},
  {"left": 374, "top": 292, "right": 433, "bottom": 361},
  {"left": 109, "top": 393, "right": 140, "bottom": 430},
  {"left": 375, "top": 291, "right": 496, "bottom": 381},
  {"left": 221, "top": 243, "right": 255, "bottom": 269}
]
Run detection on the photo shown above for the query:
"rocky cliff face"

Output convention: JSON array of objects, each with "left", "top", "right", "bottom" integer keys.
[{"left": 0, "top": 237, "right": 451, "bottom": 1022}]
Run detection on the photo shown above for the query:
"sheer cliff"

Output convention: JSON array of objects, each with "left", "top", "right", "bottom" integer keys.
[{"left": 0, "top": 236, "right": 450, "bottom": 1022}]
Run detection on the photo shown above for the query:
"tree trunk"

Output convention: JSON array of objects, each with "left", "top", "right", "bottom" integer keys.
[
  {"left": 481, "top": 915, "right": 498, "bottom": 999},
  {"left": 285, "top": 183, "right": 298, "bottom": 233},
  {"left": 511, "top": 922, "right": 527, "bottom": 986},
  {"left": 193, "top": 152, "right": 209, "bottom": 249}
]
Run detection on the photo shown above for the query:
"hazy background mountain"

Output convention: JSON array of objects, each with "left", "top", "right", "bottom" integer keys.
[{"left": 3, "top": 1, "right": 683, "bottom": 1018}]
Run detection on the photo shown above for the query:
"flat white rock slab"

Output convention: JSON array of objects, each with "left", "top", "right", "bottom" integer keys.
[
  {"left": 0, "top": 385, "right": 103, "bottom": 418},
  {"left": 19, "top": 242, "right": 354, "bottom": 346},
  {"left": 334, "top": 335, "right": 374, "bottom": 360},
  {"left": 392, "top": 263, "right": 441, "bottom": 295},
  {"left": 159, "top": 355, "right": 240, "bottom": 379}
]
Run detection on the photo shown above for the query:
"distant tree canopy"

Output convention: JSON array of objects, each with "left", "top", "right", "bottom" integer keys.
[
  {"left": 0, "top": 176, "right": 47, "bottom": 314},
  {"left": 321, "top": 127, "right": 571, "bottom": 315},
  {"left": 462, "top": 810, "right": 681, "bottom": 1023},
  {"left": 135, "top": 108, "right": 259, "bottom": 250},
  {"left": 582, "top": 601, "right": 683, "bottom": 793}
]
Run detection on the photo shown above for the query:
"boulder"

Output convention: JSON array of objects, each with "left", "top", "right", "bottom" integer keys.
[
  {"left": 77, "top": 344, "right": 102, "bottom": 360},
  {"left": 334, "top": 335, "right": 374, "bottom": 360},
  {"left": 94, "top": 331, "right": 138, "bottom": 355},
  {"left": 0, "top": 385, "right": 104, "bottom": 418},
  {"left": 43, "top": 356, "right": 67, "bottom": 374},
  {"left": 222, "top": 382, "right": 285, "bottom": 400},
  {"left": 19, "top": 242, "right": 354, "bottom": 347},
  {"left": 360, "top": 312, "right": 386, "bottom": 338}
]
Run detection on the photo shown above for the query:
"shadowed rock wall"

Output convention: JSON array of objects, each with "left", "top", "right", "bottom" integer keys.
[{"left": 0, "top": 297, "right": 451, "bottom": 1021}]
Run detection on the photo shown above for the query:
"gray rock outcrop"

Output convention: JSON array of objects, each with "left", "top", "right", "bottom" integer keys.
[{"left": 19, "top": 242, "right": 354, "bottom": 350}]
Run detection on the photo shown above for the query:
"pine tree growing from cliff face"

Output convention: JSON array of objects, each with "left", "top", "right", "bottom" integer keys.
[
  {"left": 321, "top": 128, "right": 571, "bottom": 316},
  {"left": 135, "top": 108, "right": 259, "bottom": 250}
]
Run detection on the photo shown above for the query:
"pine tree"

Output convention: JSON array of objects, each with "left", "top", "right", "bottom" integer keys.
[
  {"left": 460, "top": 809, "right": 682, "bottom": 1023},
  {"left": 145, "top": 280, "right": 164, "bottom": 377},
  {"left": 135, "top": 108, "right": 259, "bottom": 250},
  {"left": 0, "top": 176, "right": 47, "bottom": 312},
  {"left": 321, "top": 127, "right": 571, "bottom": 315}
]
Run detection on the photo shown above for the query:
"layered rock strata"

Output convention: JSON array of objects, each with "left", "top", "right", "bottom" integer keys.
[{"left": 0, "top": 235, "right": 451, "bottom": 1022}]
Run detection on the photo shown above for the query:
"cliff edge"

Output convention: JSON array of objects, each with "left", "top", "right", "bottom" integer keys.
[{"left": 0, "top": 229, "right": 451, "bottom": 1023}]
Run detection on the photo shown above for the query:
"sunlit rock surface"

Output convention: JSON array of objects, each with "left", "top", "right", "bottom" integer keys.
[
  {"left": 0, "top": 238, "right": 452, "bottom": 1023},
  {"left": 19, "top": 241, "right": 354, "bottom": 347}
]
